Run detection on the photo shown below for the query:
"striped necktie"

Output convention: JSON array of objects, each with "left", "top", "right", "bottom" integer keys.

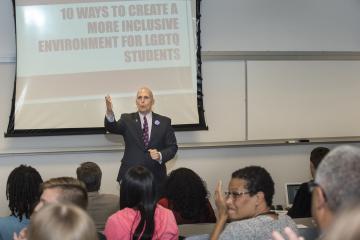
[{"left": 142, "top": 116, "right": 149, "bottom": 148}]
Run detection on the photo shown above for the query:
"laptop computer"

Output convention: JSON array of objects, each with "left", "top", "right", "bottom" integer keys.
[{"left": 285, "top": 183, "right": 302, "bottom": 207}]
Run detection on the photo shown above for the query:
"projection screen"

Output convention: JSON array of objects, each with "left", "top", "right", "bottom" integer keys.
[{"left": 7, "top": 0, "right": 205, "bottom": 136}]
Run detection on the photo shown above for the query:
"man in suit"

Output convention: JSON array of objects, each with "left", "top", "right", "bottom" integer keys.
[
  {"left": 272, "top": 145, "right": 360, "bottom": 240},
  {"left": 287, "top": 146, "right": 330, "bottom": 218},
  {"left": 104, "top": 87, "right": 178, "bottom": 193}
]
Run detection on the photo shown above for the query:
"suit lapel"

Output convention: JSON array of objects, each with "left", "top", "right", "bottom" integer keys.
[
  {"left": 149, "top": 113, "right": 159, "bottom": 147},
  {"left": 131, "top": 112, "right": 144, "bottom": 148}
]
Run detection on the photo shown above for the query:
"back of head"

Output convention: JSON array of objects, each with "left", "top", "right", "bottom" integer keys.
[
  {"left": 164, "top": 168, "right": 208, "bottom": 220},
  {"left": 6, "top": 165, "right": 43, "bottom": 220},
  {"left": 76, "top": 162, "right": 102, "bottom": 192},
  {"left": 315, "top": 145, "right": 360, "bottom": 213},
  {"left": 310, "top": 147, "right": 330, "bottom": 169},
  {"left": 120, "top": 166, "right": 156, "bottom": 240},
  {"left": 28, "top": 203, "right": 98, "bottom": 240},
  {"left": 41, "top": 177, "right": 88, "bottom": 209},
  {"left": 232, "top": 166, "right": 274, "bottom": 207}
]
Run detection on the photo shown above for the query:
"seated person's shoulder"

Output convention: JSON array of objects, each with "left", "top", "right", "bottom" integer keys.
[{"left": 97, "top": 193, "right": 119, "bottom": 204}]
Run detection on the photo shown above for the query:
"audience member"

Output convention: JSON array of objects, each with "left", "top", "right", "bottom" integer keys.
[
  {"left": 76, "top": 162, "right": 119, "bottom": 231},
  {"left": 34, "top": 177, "right": 88, "bottom": 211},
  {"left": 211, "top": 166, "right": 297, "bottom": 240},
  {"left": 287, "top": 147, "right": 330, "bottom": 218},
  {"left": 27, "top": 203, "right": 98, "bottom": 240},
  {"left": 0, "top": 165, "right": 43, "bottom": 240},
  {"left": 159, "top": 167, "right": 216, "bottom": 224},
  {"left": 14, "top": 177, "right": 89, "bottom": 240},
  {"left": 104, "top": 165, "right": 178, "bottom": 240},
  {"left": 273, "top": 145, "right": 360, "bottom": 240}
]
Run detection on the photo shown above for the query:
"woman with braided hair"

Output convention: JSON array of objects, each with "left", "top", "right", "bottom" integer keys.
[{"left": 0, "top": 165, "right": 43, "bottom": 240}]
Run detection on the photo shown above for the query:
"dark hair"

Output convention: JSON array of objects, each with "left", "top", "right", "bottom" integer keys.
[
  {"left": 120, "top": 166, "right": 156, "bottom": 240},
  {"left": 76, "top": 162, "right": 102, "bottom": 192},
  {"left": 232, "top": 166, "right": 274, "bottom": 207},
  {"left": 41, "top": 177, "right": 88, "bottom": 210},
  {"left": 6, "top": 165, "right": 43, "bottom": 221},
  {"left": 310, "top": 147, "right": 330, "bottom": 169},
  {"left": 163, "top": 168, "right": 209, "bottom": 221}
]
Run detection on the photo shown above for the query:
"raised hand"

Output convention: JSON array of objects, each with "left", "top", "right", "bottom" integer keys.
[
  {"left": 13, "top": 228, "right": 28, "bottom": 240},
  {"left": 105, "top": 95, "right": 113, "bottom": 115},
  {"left": 210, "top": 180, "right": 229, "bottom": 240},
  {"left": 214, "top": 180, "right": 228, "bottom": 220}
]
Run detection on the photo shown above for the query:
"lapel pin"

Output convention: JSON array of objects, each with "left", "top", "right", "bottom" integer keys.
[{"left": 154, "top": 120, "right": 160, "bottom": 126}]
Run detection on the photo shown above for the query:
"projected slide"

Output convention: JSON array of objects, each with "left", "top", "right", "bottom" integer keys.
[{"left": 13, "top": 0, "right": 199, "bottom": 131}]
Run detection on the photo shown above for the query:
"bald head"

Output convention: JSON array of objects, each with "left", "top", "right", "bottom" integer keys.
[
  {"left": 136, "top": 87, "right": 154, "bottom": 114},
  {"left": 137, "top": 87, "right": 153, "bottom": 99}
]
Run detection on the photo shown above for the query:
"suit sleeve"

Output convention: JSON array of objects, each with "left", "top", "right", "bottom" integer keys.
[
  {"left": 159, "top": 119, "right": 178, "bottom": 163},
  {"left": 104, "top": 114, "right": 126, "bottom": 135}
]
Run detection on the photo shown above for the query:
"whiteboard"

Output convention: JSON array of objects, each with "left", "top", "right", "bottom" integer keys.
[
  {"left": 202, "top": 0, "right": 360, "bottom": 51},
  {"left": 247, "top": 60, "right": 360, "bottom": 140},
  {"left": 177, "top": 60, "right": 246, "bottom": 144}
]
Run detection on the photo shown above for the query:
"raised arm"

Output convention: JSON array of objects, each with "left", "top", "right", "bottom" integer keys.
[
  {"left": 104, "top": 95, "right": 125, "bottom": 134},
  {"left": 210, "top": 180, "right": 228, "bottom": 240},
  {"left": 105, "top": 95, "right": 114, "bottom": 116}
]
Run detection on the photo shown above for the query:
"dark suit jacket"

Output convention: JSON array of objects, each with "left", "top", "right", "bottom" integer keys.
[
  {"left": 287, "top": 182, "right": 312, "bottom": 218},
  {"left": 104, "top": 112, "right": 178, "bottom": 186}
]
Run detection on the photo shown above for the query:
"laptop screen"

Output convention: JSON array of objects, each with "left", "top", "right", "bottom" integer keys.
[{"left": 285, "top": 183, "right": 302, "bottom": 207}]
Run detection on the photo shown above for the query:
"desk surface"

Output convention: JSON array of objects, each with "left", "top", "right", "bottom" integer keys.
[
  {"left": 294, "top": 217, "right": 316, "bottom": 228},
  {"left": 179, "top": 223, "right": 214, "bottom": 237}
]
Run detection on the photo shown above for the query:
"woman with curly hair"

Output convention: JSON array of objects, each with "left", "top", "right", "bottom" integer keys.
[
  {"left": 211, "top": 166, "right": 298, "bottom": 240},
  {"left": 159, "top": 168, "right": 216, "bottom": 224}
]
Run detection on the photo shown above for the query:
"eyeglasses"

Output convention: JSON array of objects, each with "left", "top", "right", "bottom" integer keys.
[
  {"left": 308, "top": 180, "right": 319, "bottom": 193},
  {"left": 224, "top": 191, "right": 250, "bottom": 199}
]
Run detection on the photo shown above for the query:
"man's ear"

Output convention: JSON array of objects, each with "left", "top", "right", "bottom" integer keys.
[
  {"left": 314, "top": 187, "right": 326, "bottom": 209},
  {"left": 256, "top": 191, "right": 265, "bottom": 204},
  {"left": 313, "top": 186, "right": 333, "bottom": 230}
]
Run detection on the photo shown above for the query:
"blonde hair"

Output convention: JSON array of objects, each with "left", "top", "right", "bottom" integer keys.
[{"left": 28, "top": 203, "right": 98, "bottom": 240}]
